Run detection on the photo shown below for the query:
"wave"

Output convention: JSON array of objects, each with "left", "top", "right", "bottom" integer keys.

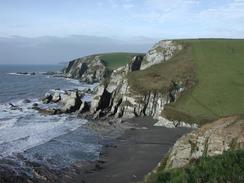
[
  {"left": 0, "top": 98, "right": 87, "bottom": 158},
  {"left": 7, "top": 72, "right": 35, "bottom": 76},
  {"left": 8, "top": 72, "right": 25, "bottom": 76}
]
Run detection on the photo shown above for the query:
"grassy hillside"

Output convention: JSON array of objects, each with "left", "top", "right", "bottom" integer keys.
[
  {"left": 128, "top": 39, "right": 244, "bottom": 124},
  {"left": 145, "top": 150, "right": 244, "bottom": 183},
  {"left": 100, "top": 52, "right": 144, "bottom": 70},
  {"left": 127, "top": 44, "right": 195, "bottom": 94},
  {"left": 170, "top": 39, "right": 244, "bottom": 123}
]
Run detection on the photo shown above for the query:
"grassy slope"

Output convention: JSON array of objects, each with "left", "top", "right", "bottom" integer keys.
[
  {"left": 170, "top": 39, "right": 244, "bottom": 123},
  {"left": 145, "top": 150, "right": 244, "bottom": 183},
  {"left": 127, "top": 39, "right": 244, "bottom": 123},
  {"left": 127, "top": 44, "right": 195, "bottom": 94},
  {"left": 100, "top": 52, "right": 144, "bottom": 70}
]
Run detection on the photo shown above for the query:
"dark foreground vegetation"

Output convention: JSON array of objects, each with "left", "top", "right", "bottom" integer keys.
[{"left": 145, "top": 150, "right": 244, "bottom": 183}]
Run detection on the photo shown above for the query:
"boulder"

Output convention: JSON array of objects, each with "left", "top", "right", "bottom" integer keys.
[
  {"left": 61, "top": 91, "right": 82, "bottom": 113},
  {"left": 52, "top": 92, "right": 61, "bottom": 103}
]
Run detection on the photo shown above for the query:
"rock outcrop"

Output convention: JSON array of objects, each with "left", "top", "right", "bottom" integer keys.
[
  {"left": 61, "top": 91, "right": 82, "bottom": 113},
  {"left": 33, "top": 90, "right": 84, "bottom": 115},
  {"left": 163, "top": 116, "right": 244, "bottom": 169},
  {"left": 63, "top": 55, "right": 107, "bottom": 84},
  {"left": 141, "top": 40, "right": 182, "bottom": 70},
  {"left": 89, "top": 41, "right": 187, "bottom": 127}
]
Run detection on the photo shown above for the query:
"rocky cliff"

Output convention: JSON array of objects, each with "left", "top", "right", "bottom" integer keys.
[
  {"left": 89, "top": 40, "right": 191, "bottom": 127},
  {"left": 63, "top": 55, "right": 107, "bottom": 84},
  {"left": 163, "top": 115, "right": 244, "bottom": 169},
  {"left": 141, "top": 40, "right": 183, "bottom": 70}
]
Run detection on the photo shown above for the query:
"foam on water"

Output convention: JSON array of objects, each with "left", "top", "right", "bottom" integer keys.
[
  {"left": 0, "top": 99, "right": 87, "bottom": 158},
  {"left": 0, "top": 65, "right": 101, "bottom": 172},
  {"left": 7, "top": 72, "right": 34, "bottom": 76}
]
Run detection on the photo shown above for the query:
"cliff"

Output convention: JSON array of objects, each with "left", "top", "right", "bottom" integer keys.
[
  {"left": 165, "top": 115, "right": 244, "bottom": 169},
  {"left": 63, "top": 55, "right": 107, "bottom": 84},
  {"left": 89, "top": 40, "right": 196, "bottom": 127},
  {"left": 62, "top": 52, "right": 144, "bottom": 84},
  {"left": 144, "top": 115, "right": 244, "bottom": 182}
]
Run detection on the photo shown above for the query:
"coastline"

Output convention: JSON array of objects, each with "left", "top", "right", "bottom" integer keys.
[
  {"left": 0, "top": 66, "right": 192, "bottom": 183},
  {"left": 0, "top": 112, "right": 192, "bottom": 183},
  {"left": 62, "top": 117, "right": 192, "bottom": 183}
]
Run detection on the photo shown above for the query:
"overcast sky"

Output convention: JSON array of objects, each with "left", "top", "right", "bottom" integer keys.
[{"left": 1, "top": 0, "right": 244, "bottom": 64}]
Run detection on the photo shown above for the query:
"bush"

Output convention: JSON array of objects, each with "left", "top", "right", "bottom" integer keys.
[{"left": 147, "top": 150, "right": 244, "bottom": 183}]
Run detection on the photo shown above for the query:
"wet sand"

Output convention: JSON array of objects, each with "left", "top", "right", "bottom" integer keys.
[{"left": 70, "top": 117, "right": 192, "bottom": 183}]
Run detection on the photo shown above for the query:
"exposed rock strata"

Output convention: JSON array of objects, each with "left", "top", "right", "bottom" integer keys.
[
  {"left": 141, "top": 40, "right": 182, "bottom": 70},
  {"left": 89, "top": 41, "right": 189, "bottom": 127},
  {"left": 61, "top": 91, "right": 82, "bottom": 113},
  {"left": 33, "top": 90, "right": 84, "bottom": 115},
  {"left": 163, "top": 116, "right": 244, "bottom": 169}
]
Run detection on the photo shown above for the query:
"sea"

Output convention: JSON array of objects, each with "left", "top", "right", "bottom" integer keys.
[{"left": 0, "top": 65, "right": 102, "bottom": 174}]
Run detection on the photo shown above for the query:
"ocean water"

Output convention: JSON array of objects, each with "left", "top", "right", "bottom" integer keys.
[{"left": 0, "top": 65, "right": 101, "bottom": 170}]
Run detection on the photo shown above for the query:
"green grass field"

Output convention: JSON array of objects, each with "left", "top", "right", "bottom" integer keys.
[
  {"left": 170, "top": 39, "right": 244, "bottom": 123},
  {"left": 128, "top": 39, "right": 244, "bottom": 124},
  {"left": 100, "top": 52, "right": 144, "bottom": 70}
]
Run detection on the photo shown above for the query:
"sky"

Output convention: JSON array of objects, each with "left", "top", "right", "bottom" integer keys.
[{"left": 0, "top": 0, "right": 244, "bottom": 64}]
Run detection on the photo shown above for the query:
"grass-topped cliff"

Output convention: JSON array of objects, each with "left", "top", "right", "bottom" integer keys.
[
  {"left": 63, "top": 52, "right": 144, "bottom": 83},
  {"left": 64, "top": 39, "right": 244, "bottom": 125},
  {"left": 127, "top": 39, "right": 244, "bottom": 124}
]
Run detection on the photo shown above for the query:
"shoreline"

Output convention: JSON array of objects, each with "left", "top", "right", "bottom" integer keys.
[
  {"left": 62, "top": 117, "right": 192, "bottom": 183},
  {"left": 0, "top": 72, "right": 192, "bottom": 183},
  {"left": 0, "top": 116, "right": 192, "bottom": 183}
]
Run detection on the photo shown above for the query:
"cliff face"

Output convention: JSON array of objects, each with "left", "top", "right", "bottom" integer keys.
[
  {"left": 63, "top": 55, "right": 106, "bottom": 84},
  {"left": 141, "top": 40, "right": 183, "bottom": 70},
  {"left": 89, "top": 40, "right": 188, "bottom": 127},
  {"left": 163, "top": 115, "right": 244, "bottom": 169}
]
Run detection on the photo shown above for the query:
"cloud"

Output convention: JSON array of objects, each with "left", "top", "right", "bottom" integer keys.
[
  {"left": 0, "top": 0, "right": 243, "bottom": 39},
  {"left": 133, "top": 0, "right": 199, "bottom": 22},
  {"left": 131, "top": 0, "right": 244, "bottom": 24},
  {"left": 0, "top": 35, "right": 155, "bottom": 64},
  {"left": 128, "top": 0, "right": 244, "bottom": 38},
  {"left": 198, "top": 0, "right": 244, "bottom": 21}
]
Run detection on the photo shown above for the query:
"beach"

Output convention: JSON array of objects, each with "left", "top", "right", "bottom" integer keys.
[{"left": 63, "top": 117, "right": 192, "bottom": 183}]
